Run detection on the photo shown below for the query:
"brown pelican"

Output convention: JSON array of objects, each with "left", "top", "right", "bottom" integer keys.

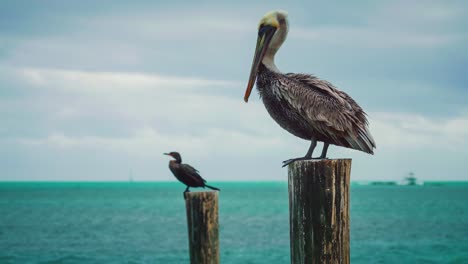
[
  {"left": 244, "top": 11, "right": 376, "bottom": 167},
  {"left": 164, "top": 152, "right": 220, "bottom": 193}
]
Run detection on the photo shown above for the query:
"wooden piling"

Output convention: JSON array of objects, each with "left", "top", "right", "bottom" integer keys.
[
  {"left": 185, "top": 191, "right": 219, "bottom": 264},
  {"left": 288, "top": 159, "right": 351, "bottom": 264}
]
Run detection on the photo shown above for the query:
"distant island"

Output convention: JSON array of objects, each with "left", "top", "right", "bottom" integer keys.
[
  {"left": 366, "top": 172, "right": 422, "bottom": 186},
  {"left": 370, "top": 181, "right": 397, "bottom": 186}
]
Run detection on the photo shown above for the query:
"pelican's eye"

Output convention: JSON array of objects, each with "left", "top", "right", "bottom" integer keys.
[
  {"left": 258, "top": 24, "right": 266, "bottom": 36},
  {"left": 258, "top": 25, "right": 276, "bottom": 36}
]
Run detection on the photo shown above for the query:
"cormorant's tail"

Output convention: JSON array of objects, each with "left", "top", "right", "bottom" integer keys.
[{"left": 205, "top": 184, "right": 220, "bottom": 191}]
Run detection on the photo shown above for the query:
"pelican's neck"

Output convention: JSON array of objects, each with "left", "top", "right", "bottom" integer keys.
[
  {"left": 262, "top": 52, "right": 279, "bottom": 72},
  {"left": 261, "top": 22, "right": 288, "bottom": 73}
]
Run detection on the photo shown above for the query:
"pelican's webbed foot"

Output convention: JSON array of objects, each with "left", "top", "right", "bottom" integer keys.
[
  {"left": 282, "top": 157, "right": 313, "bottom": 167},
  {"left": 282, "top": 156, "right": 329, "bottom": 167},
  {"left": 313, "top": 156, "right": 329, "bottom": 160},
  {"left": 283, "top": 141, "right": 330, "bottom": 167}
]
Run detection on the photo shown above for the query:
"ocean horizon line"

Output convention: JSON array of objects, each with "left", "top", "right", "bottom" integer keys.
[{"left": 0, "top": 180, "right": 467, "bottom": 185}]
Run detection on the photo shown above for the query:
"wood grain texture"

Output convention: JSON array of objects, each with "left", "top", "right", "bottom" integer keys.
[
  {"left": 185, "top": 191, "right": 219, "bottom": 264},
  {"left": 288, "top": 159, "right": 351, "bottom": 264}
]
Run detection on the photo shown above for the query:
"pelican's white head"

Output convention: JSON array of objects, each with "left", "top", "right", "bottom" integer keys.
[
  {"left": 244, "top": 10, "right": 289, "bottom": 102},
  {"left": 258, "top": 10, "right": 289, "bottom": 67}
]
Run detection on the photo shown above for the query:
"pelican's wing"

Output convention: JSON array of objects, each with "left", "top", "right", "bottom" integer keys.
[{"left": 283, "top": 73, "right": 376, "bottom": 153}]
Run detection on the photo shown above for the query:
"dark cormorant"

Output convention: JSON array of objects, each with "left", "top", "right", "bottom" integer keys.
[{"left": 164, "top": 152, "right": 220, "bottom": 193}]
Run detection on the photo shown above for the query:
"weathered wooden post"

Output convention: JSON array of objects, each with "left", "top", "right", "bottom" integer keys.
[
  {"left": 185, "top": 191, "right": 219, "bottom": 264},
  {"left": 288, "top": 159, "right": 351, "bottom": 264}
]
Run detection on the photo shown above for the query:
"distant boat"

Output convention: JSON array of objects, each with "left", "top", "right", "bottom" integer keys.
[{"left": 400, "top": 172, "right": 423, "bottom": 185}]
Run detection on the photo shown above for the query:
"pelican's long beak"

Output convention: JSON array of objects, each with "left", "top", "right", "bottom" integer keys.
[{"left": 244, "top": 25, "right": 277, "bottom": 103}]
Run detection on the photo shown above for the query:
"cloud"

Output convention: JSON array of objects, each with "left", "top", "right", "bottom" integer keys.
[
  {"left": 370, "top": 1, "right": 463, "bottom": 27},
  {"left": 14, "top": 127, "right": 286, "bottom": 159},
  {"left": 7, "top": 109, "right": 468, "bottom": 181},
  {"left": 2, "top": 66, "right": 467, "bottom": 181},
  {"left": 22, "top": 66, "right": 467, "bottom": 151},
  {"left": 3, "top": 2, "right": 466, "bottom": 83},
  {"left": 19, "top": 68, "right": 245, "bottom": 129},
  {"left": 19, "top": 67, "right": 237, "bottom": 91},
  {"left": 79, "top": 12, "right": 255, "bottom": 41},
  {"left": 12, "top": 109, "right": 468, "bottom": 155},
  {"left": 289, "top": 1, "right": 465, "bottom": 49},
  {"left": 370, "top": 112, "right": 468, "bottom": 150},
  {"left": 1, "top": 0, "right": 467, "bottom": 181},
  {"left": 290, "top": 27, "right": 460, "bottom": 48},
  {"left": 9, "top": 67, "right": 468, "bottom": 149}
]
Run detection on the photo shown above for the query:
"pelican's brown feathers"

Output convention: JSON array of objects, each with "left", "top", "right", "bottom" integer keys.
[
  {"left": 256, "top": 64, "right": 376, "bottom": 154},
  {"left": 283, "top": 72, "right": 375, "bottom": 153},
  {"left": 244, "top": 10, "right": 376, "bottom": 164}
]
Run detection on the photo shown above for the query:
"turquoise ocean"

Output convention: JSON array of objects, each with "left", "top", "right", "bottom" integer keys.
[{"left": 0, "top": 182, "right": 467, "bottom": 264}]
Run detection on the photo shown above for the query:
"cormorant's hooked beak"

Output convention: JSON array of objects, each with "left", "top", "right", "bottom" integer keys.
[
  {"left": 244, "top": 25, "right": 277, "bottom": 103},
  {"left": 163, "top": 153, "right": 171, "bottom": 156}
]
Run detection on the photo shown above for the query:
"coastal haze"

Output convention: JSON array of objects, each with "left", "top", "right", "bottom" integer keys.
[{"left": 1, "top": 0, "right": 467, "bottom": 181}]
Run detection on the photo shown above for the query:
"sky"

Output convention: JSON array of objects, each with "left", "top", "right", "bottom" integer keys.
[{"left": 1, "top": 0, "right": 467, "bottom": 182}]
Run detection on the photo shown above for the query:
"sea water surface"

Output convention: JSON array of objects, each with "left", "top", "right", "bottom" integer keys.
[{"left": 0, "top": 182, "right": 467, "bottom": 264}]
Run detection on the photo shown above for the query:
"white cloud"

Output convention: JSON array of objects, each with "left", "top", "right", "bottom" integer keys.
[
  {"left": 291, "top": 26, "right": 460, "bottom": 49},
  {"left": 19, "top": 67, "right": 237, "bottom": 90},
  {"left": 371, "top": 1, "right": 462, "bottom": 26},
  {"left": 14, "top": 111, "right": 468, "bottom": 154},
  {"left": 9, "top": 107, "right": 468, "bottom": 181},
  {"left": 7, "top": 66, "right": 468, "bottom": 184},
  {"left": 15, "top": 127, "right": 286, "bottom": 158},
  {"left": 12, "top": 66, "right": 280, "bottom": 138},
  {"left": 290, "top": 1, "right": 464, "bottom": 49},
  {"left": 370, "top": 112, "right": 468, "bottom": 150},
  {"left": 13, "top": 67, "right": 468, "bottom": 150},
  {"left": 80, "top": 12, "right": 254, "bottom": 40}
]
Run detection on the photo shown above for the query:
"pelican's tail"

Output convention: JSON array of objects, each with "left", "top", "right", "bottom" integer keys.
[
  {"left": 346, "top": 125, "right": 376, "bottom": 154},
  {"left": 205, "top": 184, "right": 220, "bottom": 191}
]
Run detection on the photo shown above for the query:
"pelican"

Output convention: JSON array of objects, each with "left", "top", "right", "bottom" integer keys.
[{"left": 244, "top": 11, "right": 376, "bottom": 167}]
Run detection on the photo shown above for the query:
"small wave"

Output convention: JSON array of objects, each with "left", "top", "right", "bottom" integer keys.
[
  {"left": 0, "top": 255, "right": 15, "bottom": 264},
  {"left": 39, "top": 255, "right": 92, "bottom": 264}
]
